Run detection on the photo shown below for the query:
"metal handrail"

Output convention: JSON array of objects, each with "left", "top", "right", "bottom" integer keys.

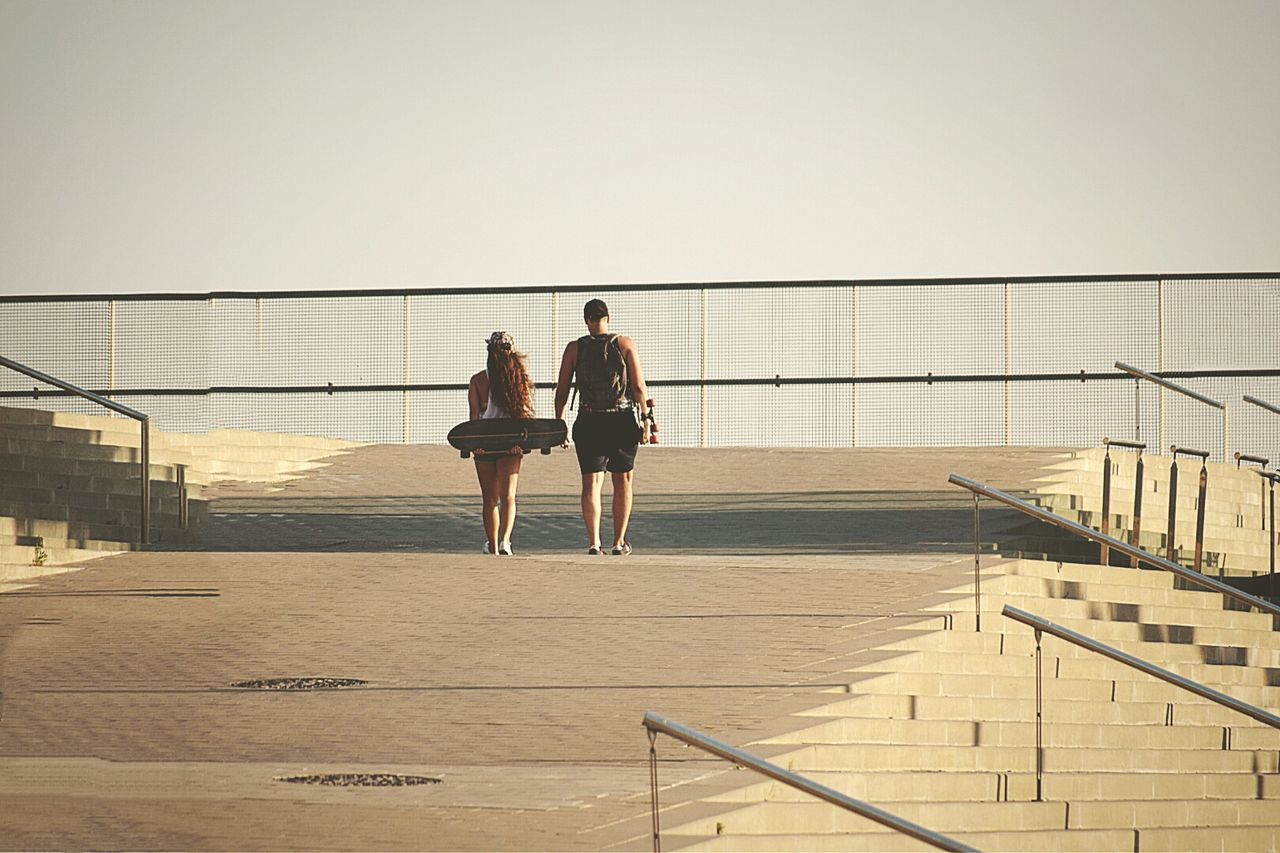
[
  {"left": 1115, "top": 362, "right": 1224, "bottom": 409},
  {"left": 947, "top": 473, "right": 1280, "bottom": 618},
  {"left": 641, "top": 713, "right": 976, "bottom": 852},
  {"left": 1244, "top": 395, "right": 1280, "bottom": 416},
  {"left": 0, "top": 355, "right": 150, "bottom": 544},
  {"left": 1117, "top": 361, "right": 1228, "bottom": 459},
  {"left": 1235, "top": 452, "right": 1270, "bottom": 467},
  {"left": 1003, "top": 605, "right": 1280, "bottom": 729}
]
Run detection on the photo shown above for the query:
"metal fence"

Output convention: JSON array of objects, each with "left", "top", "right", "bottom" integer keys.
[{"left": 2, "top": 274, "right": 1278, "bottom": 462}]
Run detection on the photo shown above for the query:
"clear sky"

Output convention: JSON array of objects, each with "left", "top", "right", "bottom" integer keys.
[{"left": 2, "top": 0, "right": 1278, "bottom": 296}]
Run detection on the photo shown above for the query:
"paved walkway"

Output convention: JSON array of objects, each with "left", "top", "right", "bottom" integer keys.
[{"left": 0, "top": 444, "right": 1065, "bottom": 850}]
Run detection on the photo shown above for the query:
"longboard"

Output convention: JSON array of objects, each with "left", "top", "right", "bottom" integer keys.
[{"left": 447, "top": 417, "right": 568, "bottom": 458}]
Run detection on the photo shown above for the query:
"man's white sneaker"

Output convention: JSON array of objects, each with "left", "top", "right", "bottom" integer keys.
[
  {"left": 498, "top": 542, "right": 513, "bottom": 556},
  {"left": 483, "top": 541, "right": 493, "bottom": 555}
]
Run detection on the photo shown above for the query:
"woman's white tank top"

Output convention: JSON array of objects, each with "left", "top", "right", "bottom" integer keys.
[{"left": 482, "top": 371, "right": 511, "bottom": 419}]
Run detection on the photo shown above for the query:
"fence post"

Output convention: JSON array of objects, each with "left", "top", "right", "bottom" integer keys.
[
  {"left": 402, "top": 293, "right": 410, "bottom": 445},
  {"left": 700, "top": 288, "right": 708, "bottom": 448}
]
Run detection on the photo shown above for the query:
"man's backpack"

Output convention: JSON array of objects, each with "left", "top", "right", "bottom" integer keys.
[{"left": 574, "top": 334, "right": 629, "bottom": 409}]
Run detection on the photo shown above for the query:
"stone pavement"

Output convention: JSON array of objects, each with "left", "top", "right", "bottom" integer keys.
[{"left": 0, "top": 444, "right": 1066, "bottom": 850}]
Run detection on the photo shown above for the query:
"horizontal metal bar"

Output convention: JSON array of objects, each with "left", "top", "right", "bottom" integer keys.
[
  {"left": 0, "top": 356, "right": 148, "bottom": 421},
  {"left": 1115, "top": 362, "right": 1225, "bottom": 409},
  {"left": 1171, "top": 445, "right": 1211, "bottom": 459},
  {"left": 1235, "top": 453, "right": 1270, "bottom": 466},
  {"left": 1104, "top": 438, "right": 1147, "bottom": 450},
  {"left": 1003, "top": 606, "right": 1280, "bottom": 729},
  {"left": 947, "top": 473, "right": 1280, "bottom": 617},
  {"left": 642, "top": 712, "right": 975, "bottom": 852},
  {"left": 4, "top": 368, "right": 1278, "bottom": 401},
  {"left": 3, "top": 272, "right": 1278, "bottom": 303},
  {"left": 1245, "top": 395, "right": 1280, "bottom": 416},
  {"left": 1260, "top": 471, "right": 1280, "bottom": 484}
]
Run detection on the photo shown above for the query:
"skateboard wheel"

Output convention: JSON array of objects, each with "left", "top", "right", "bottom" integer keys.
[
  {"left": 461, "top": 451, "right": 470, "bottom": 459},
  {"left": 540, "top": 447, "right": 551, "bottom": 455}
]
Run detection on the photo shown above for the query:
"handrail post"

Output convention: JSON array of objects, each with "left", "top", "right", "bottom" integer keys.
[
  {"left": 1166, "top": 452, "right": 1179, "bottom": 564},
  {"left": 973, "top": 492, "right": 981, "bottom": 632},
  {"left": 1270, "top": 473, "right": 1277, "bottom": 582},
  {"left": 647, "top": 728, "right": 662, "bottom": 853},
  {"left": 1271, "top": 474, "right": 1277, "bottom": 585},
  {"left": 1195, "top": 458, "right": 1207, "bottom": 575},
  {"left": 1261, "top": 471, "right": 1279, "bottom": 583},
  {"left": 1033, "top": 628, "right": 1043, "bottom": 802},
  {"left": 1101, "top": 439, "right": 1148, "bottom": 567},
  {"left": 140, "top": 418, "right": 150, "bottom": 544},
  {"left": 1132, "top": 450, "right": 1145, "bottom": 567},
  {"left": 1169, "top": 446, "right": 1211, "bottom": 572},
  {"left": 1235, "top": 453, "right": 1271, "bottom": 527},
  {"left": 1100, "top": 442, "right": 1112, "bottom": 566},
  {"left": 176, "top": 463, "right": 188, "bottom": 529}
]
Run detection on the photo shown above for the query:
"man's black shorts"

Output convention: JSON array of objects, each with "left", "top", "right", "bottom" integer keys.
[{"left": 573, "top": 410, "right": 640, "bottom": 474}]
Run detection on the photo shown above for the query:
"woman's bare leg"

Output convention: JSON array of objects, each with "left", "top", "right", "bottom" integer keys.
[
  {"left": 495, "top": 454, "right": 522, "bottom": 550},
  {"left": 581, "top": 472, "right": 606, "bottom": 549},
  {"left": 474, "top": 460, "right": 499, "bottom": 553}
]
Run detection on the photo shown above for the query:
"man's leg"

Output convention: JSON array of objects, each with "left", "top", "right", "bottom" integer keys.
[
  {"left": 611, "top": 470, "right": 633, "bottom": 548},
  {"left": 581, "top": 472, "right": 605, "bottom": 549}
]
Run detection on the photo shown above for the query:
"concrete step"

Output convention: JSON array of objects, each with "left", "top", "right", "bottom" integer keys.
[
  {"left": 665, "top": 828, "right": 1135, "bottom": 852},
  {"left": 918, "top": 612, "right": 1279, "bottom": 650},
  {"left": 667, "top": 796, "right": 1280, "bottom": 837},
  {"left": 759, "top": 716, "right": 1277, "bottom": 752},
  {"left": 709, "top": 770, "right": 1280, "bottom": 805},
  {"left": 0, "top": 500, "right": 198, "bottom": 531},
  {"left": 0, "top": 542, "right": 131, "bottom": 567},
  {"left": 844, "top": 646, "right": 1280, "bottom": 692},
  {"left": 0, "top": 514, "right": 197, "bottom": 546},
  {"left": 929, "top": 593, "right": 1278, "bottom": 633},
  {"left": 990, "top": 571, "right": 1273, "bottom": 610},
  {"left": 780, "top": 742, "right": 1278, "bottom": 773},
  {"left": 0, "top": 453, "right": 187, "bottom": 482},
  {"left": 0, "top": 471, "right": 204, "bottom": 500},
  {"left": 0, "top": 485, "right": 207, "bottom": 519},
  {"left": 666, "top": 798, "right": 1071, "bottom": 836},
  {"left": 800, "top": 691, "right": 1279, "bottom": 729},
  {"left": 872, "top": 624, "right": 1280, "bottom": 669},
  {"left": 669, "top": 824, "right": 1280, "bottom": 852},
  {"left": 0, "top": 434, "right": 200, "bottom": 468},
  {"left": 845, "top": 668, "right": 1280, "bottom": 707}
]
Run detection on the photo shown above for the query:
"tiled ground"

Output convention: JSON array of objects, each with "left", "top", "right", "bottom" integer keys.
[{"left": 0, "top": 444, "right": 1066, "bottom": 850}]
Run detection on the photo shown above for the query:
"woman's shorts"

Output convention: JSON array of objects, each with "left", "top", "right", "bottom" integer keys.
[{"left": 573, "top": 410, "right": 640, "bottom": 474}]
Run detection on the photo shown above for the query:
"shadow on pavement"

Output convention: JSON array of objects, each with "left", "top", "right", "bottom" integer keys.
[{"left": 197, "top": 491, "right": 1029, "bottom": 556}]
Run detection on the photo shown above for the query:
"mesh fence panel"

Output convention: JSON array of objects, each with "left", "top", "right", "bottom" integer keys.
[{"left": 1, "top": 277, "right": 1276, "bottom": 462}]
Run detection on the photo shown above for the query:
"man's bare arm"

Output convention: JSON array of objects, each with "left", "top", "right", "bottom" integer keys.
[
  {"left": 554, "top": 341, "right": 577, "bottom": 420},
  {"left": 620, "top": 336, "right": 650, "bottom": 419}
]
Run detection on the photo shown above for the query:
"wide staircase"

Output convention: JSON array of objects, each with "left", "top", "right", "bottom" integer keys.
[
  {"left": 0, "top": 404, "right": 358, "bottom": 583},
  {"left": 650, "top": 557, "right": 1279, "bottom": 851},
  {"left": 645, "top": 454, "right": 1280, "bottom": 853}
]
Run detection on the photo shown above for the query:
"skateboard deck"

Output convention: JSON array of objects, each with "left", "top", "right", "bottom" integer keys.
[{"left": 447, "top": 417, "right": 568, "bottom": 458}]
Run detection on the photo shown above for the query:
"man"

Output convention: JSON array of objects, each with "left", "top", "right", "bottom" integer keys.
[{"left": 555, "top": 298, "right": 652, "bottom": 555}]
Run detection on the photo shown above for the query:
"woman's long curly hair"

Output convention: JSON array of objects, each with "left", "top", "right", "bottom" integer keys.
[{"left": 486, "top": 332, "right": 535, "bottom": 419}]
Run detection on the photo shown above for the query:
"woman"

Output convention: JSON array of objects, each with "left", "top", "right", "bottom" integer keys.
[{"left": 468, "top": 331, "right": 535, "bottom": 556}]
